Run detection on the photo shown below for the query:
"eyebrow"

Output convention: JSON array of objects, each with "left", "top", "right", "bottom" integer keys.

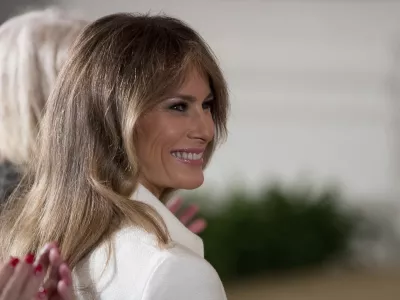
[{"left": 172, "top": 92, "right": 214, "bottom": 102}]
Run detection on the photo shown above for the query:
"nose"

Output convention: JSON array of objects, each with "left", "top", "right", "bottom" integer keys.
[{"left": 187, "top": 109, "right": 214, "bottom": 143}]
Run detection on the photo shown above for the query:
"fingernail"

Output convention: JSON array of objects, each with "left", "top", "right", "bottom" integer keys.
[
  {"left": 34, "top": 264, "right": 43, "bottom": 275},
  {"left": 37, "top": 243, "right": 51, "bottom": 257},
  {"left": 37, "top": 287, "right": 47, "bottom": 299},
  {"left": 25, "top": 253, "right": 35, "bottom": 264},
  {"left": 9, "top": 257, "right": 19, "bottom": 267}
]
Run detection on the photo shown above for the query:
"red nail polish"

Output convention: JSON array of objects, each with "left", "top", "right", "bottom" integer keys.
[
  {"left": 24, "top": 253, "right": 35, "bottom": 264},
  {"left": 9, "top": 257, "right": 19, "bottom": 267},
  {"left": 34, "top": 264, "right": 43, "bottom": 275}
]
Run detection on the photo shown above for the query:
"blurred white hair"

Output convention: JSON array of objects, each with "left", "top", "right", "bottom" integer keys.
[{"left": 0, "top": 7, "right": 88, "bottom": 165}]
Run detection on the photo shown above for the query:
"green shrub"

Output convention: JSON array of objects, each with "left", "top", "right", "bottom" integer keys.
[{"left": 186, "top": 182, "right": 359, "bottom": 282}]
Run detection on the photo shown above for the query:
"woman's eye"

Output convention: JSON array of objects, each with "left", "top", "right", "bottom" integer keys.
[
  {"left": 169, "top": 103, "right": 187, "bottom": 112},
  {"left": 202, "top": 101, "right": 213, "bottom": 111}
]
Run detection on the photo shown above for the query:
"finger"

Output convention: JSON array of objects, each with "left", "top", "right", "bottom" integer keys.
[
  {"left": 42, "top": 248, "right": 63, "bottom": 297},
  {"left": 53, "top": 263, "right": 74, "bottom": 300},
  {"left": 49, "top": 248, "right": 63, "bottom": 279},
  {"left": 187, "top": 218, "right": 207, "bottom": 234},
  {"left": 34, "top": 287, "right": 48, "bottom": 300},
  {"left": 58, "top": 263, "right": 72, "bottom": 287},
  {"left": 35, "top": 242, "right": 58, "bottom": 268},
  {"left": 33, "top": 242, "right": 57, "bottom": 281},
  {"left": 58, "top": 280, "right": 74, "bottom": 300},
  {"left": 179, "top": 204, "right": 199, "bottom": 225},
  {"left": 19, "top": 263, "right": 46, "bottom": 299},
  {"left": 0, "top": 258, "right": 19, "bottom": 293},
  {"left": 31, "top": 243, "right": 57, "bottom": 300},
  {"left": 166, "top": 197, "right": 183, "bottom": 214},
  {"left": 1, "top": 253, "right": 35, "bottom": 300}
]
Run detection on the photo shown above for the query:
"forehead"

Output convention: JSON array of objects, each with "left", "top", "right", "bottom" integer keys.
[{"left": 177, "top": 68, "right": 211, "bottom": 97}]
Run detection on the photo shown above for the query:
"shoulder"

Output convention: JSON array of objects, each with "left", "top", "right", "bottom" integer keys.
[
  {"left": 142, "top": 246, "right": 227, "bottom": 300},
  {"left": 85, "top": 226, "right": 167, "bottom": 276},
  {"left": 74, "top": 226, "right": 165, "bottom": 297},
  {"left": 74, "top": 226, "right": 226, "bottom": 299}
]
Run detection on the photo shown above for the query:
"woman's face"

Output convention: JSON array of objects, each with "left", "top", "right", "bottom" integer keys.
[{"left": 136, "top": 69, "right": 215, "bottom": 197}]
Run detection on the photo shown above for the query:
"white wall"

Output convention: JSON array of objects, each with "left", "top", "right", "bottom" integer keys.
[{"left": 58, "top": 0, "right": 400, "bottom": 202}]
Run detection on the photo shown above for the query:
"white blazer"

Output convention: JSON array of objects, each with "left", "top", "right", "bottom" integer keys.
[{"left": 73, "top": 184, "right": 227, "bottom": 300}]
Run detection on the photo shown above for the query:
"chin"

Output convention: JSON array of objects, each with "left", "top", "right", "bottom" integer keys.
[{"left": 174, "top": 174, "right": 204, "bottom": 190}]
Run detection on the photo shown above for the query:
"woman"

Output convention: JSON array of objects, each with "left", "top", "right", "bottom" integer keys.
[
  {"left": 0, "top": 8, "right": 205, "bottom": 234},
  {"left": 0, "top": 13, "right": 229, "bottom": 299}
]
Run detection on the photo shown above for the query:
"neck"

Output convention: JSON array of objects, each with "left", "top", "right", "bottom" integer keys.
[{"left": 138, "top": 179, "right": 163, "bottom": 200}]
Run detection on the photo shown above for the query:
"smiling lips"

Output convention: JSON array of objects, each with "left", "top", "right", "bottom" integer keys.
[{"left": 171, "top": 148, "right": 205, "bottom": 166}]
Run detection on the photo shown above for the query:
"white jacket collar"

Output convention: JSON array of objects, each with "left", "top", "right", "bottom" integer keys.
[{"left": 130, "top": 184, "right": 204, "bottom": 257}]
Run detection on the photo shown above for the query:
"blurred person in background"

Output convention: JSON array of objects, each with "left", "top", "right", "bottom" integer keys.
[
  {"left": 0, "top": 12, "right": 229, "bottom": 299},
  {"left": 0, "top": 8, "right": 206, "bottom": 234},
  {"left": 0, "top": 8, "right": 86, "bottom": 203}
]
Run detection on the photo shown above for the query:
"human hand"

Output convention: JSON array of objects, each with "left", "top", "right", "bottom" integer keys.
[
  {"left": 0, "top": 242, "right": 74, "bottom": 300},
  {"left": 167, "top": 197, "right": 207, "bottom": 234},
  {"left": 0, "top": 252, "right": 46, "bottom": 300},
  {"left": 38, "top": 243, "right": 74, "bottom": 300}
]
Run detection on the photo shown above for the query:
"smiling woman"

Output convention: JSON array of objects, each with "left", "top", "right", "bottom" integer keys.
[
  {"left": 136, "top": 69, "right": 216, "bottom": 195},
  {"left": 0, "top": 12, "right": 229, "bottom": 300}
]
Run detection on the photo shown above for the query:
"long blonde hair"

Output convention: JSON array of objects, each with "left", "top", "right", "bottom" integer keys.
[
  {"left": 0, "top": 13, "right": 229, "bottom": 268},
  {"left": 0, "top": 8, "right": 87, "bottom": 166}
]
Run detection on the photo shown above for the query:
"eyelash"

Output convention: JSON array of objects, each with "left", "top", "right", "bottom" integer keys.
[{"left": 169, "top": 101, "right": 213, "bottom": 112}]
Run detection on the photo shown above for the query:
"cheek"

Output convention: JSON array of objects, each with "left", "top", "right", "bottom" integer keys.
[
  {"left": 137, "top": 115, "right": 186, "bottom": 158},
  {"left": 158, "top": 119, "right": 188, "bottom": 151}
]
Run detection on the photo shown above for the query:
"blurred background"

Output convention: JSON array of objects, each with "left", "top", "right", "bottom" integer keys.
[{"left": 3, "top": 0, "right": 400, "bottom": 299}]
